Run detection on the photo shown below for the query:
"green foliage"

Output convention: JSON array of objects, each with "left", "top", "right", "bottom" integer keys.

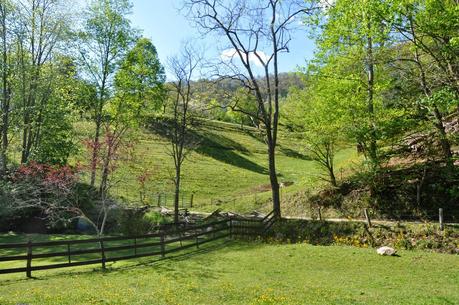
[
  {"left": 419, "top": 87, "right": 459, "bottom": 114},
  {"left": 113, "top": 37, "right": 166, "bottom": 125},
  {"left": 30, "top": 57, "right": 82, "bottom": 165}
]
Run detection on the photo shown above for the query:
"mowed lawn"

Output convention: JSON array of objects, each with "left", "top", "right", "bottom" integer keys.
[{"left": 1, "top": 240, "right": 458, "bottom": 305}]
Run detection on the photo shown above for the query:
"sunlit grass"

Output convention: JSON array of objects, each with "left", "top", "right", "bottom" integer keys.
[
  {"left": 72, "top": 119, "right": 360, "bottom": 213},
  {"left": 0, "top": 237, "right": 458, "bottom": 305}
]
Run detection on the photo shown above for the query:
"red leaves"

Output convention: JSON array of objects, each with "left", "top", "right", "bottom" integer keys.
[
  {"left": 137, "top": 171, "right": 152, "bottom": 188},
  {"left": 14, "top": 161, "right": 79, "bottom": 192}
]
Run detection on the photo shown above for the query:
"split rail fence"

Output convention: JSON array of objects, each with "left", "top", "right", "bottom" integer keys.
[{"left": 0, "top": 213, "right": 276, "bottom": 278}]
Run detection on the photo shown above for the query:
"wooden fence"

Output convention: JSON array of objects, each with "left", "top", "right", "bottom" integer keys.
[{"left": 0, "top": 213, "right": 276, "bottom": 278}]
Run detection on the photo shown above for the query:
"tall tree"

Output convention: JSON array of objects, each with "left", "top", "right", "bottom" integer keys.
[
  {"left": 97, "top": 37, "right": 165, "bottom": 197},
  {"left": 388, "top": 0, "right": 458, "bottom": 166},
  {"left": 0, "top": 0, "right": 15, "bottom": 175},
  {"left": 10, "top": 0, "right": 71, "bottom": 164},
  {"left": 184, "top": 0, "right": 315, "bottom": 218},
  {"left": 309, "top": 0, "right": 397, "bottom": 168},
  {"left": 284, "top": 76, "right": 348, "bottom": 187},
  {"left": 77, "top": 0, "right": 135, "bottom": 187},
  {"left": 167, "top": 43, "right": 201, "bottom": 224}
]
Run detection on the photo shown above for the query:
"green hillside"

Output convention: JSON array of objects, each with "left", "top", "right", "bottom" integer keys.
[{"left": 74, "top": 119, "right": 358, "bottom": 214}]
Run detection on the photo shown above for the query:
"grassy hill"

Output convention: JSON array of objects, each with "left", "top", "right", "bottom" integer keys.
[{"left": 74, "top": 119, "right": 358, "bottom": 214}]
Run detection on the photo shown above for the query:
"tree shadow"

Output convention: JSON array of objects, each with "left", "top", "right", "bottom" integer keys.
[
  {"left": 147, "top": 119, "right": 268, "bottom": 175},
  {"left": 278, "top": 146, "right": 312, "bottom": 160},
  {"left": 192, "top": 130, "right": 268, "bottom": 175},
  {"left": 0, "top": 239, "right": 263, "bottom": 285}
]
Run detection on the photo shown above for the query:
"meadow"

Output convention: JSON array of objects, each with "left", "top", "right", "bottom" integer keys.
[
  {"left": 71, "top": 119, "right": 358, "bottom": 214},
  {"left": 0, "top": 235, "right": 458, "bottom": 305}
]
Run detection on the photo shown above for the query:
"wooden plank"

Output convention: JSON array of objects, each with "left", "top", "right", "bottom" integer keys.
[
  {"left": 106, "top": 250, "right": 163, "bottom": 263},
  {"left": 0, "top": 267, "right": 28, "bottom": 274},
  {"left": 30, "top": 259, "right": 103, "bottom": 271},
  {"left": 0, "top": 220, "right": 227, "bottom": 250},
  {"left": 0, "top": 254, "right": 28, "bottom": 262},
  {"left": 0, "top": 233, "right": 162, "bottom": 249}
]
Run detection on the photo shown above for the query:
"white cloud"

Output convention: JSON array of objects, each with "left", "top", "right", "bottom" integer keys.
[{"left": 220, "top": 48, "right": 269, "bottom": 67}]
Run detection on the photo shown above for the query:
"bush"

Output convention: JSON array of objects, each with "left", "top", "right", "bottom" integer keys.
[
  {"left": 117, "top": 209, "right": 172, "bottom": 236},
  {"left": 268, "top": 219, "right": 459, "bottom": 254}
]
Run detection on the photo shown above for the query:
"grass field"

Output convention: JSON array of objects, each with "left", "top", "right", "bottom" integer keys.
[
  {"left": 72, "top": 119, "right": 358, "bottom": 214},
  {"left": 1, "top": 234, "right": 458, "bottom": 305}
]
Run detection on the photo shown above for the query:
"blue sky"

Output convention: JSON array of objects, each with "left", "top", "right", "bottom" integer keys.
[{"left": 129, "top": 0, "right": 316, "bottom": 79}]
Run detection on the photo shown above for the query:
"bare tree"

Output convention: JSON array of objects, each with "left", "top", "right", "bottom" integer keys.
[
  {"left": 183, "top": 0, "right": 315, "bottom": 218},
  {"left": 167, "top": 43, "right": 201, "bottom": 224}
]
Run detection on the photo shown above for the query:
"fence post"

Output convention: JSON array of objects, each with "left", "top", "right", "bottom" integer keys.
[
  {"left": 157, "top": 194, "right": 161, "bottom": 207},
  {"left": 100, "top": 239, "right": 106, "bottom": 270},
  {"left": 26, "top": 240, "right": 32, "bottom": 278},
  {"left": 134, "top": 238, "right": 137, "bottom": 256},
  {"left": 195, "top": 228, "right": 200, "bottom": 249},
  {"left": 439, "top": 208, "right": 444, "bottom": 231},
  {"left": 160, "top": 232, "right": 165, "bottom": 258},
  {"left": 229, "top": 218, "right": 233, "bottom": 239},
  {"left": 364, "top": 208, "right": 372, "bottom": 228},
  {"left": 190, "top": 193, "right": 194, "bottom": 208},
  {"left": 67, "top": 243, "right": 71, "bottom": 264},
  {"left": 318, "top": 207, "right": 322, "bottom": 221}
]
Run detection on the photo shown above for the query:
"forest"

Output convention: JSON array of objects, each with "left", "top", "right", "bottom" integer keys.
[{"left": 0, "top": 0, "right": 457, "bottom": 235}]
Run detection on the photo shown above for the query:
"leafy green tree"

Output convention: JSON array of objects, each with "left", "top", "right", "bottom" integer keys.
[
  {"left": 113, "top": 37, "right": 165, "bottom": 124},
  {"left": 13, "top": 0, "right": 73, "bottom": 164},
  {"left": 96, "top": 37, "right": 165, "bottom": 197},
  {"left": 387, "top": 0, "right": 458, "bottom": 166},
  {"left": 77, "top": 0, "right": 136, "bottom": 187},
  {"left": 30, "top": 56, "right": 81, "bottom": 165},
  {"left": 0, "top": 0, "right": 15, "bottom": 175},
  {"left": 310, "top": 0, "right": 394, "bottom": 168},
  {"left": 284, "top": 78, "right": 348, "bottom": 187}
]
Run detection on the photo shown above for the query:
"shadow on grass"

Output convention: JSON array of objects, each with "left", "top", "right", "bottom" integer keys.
[
  {"left": 278, "top": 146, "right": 312, "bottom": 160},
  {"left": 193, "top": 130, "right": 268, "bottom": 175},
  {"left": 0, "top": 239, "right": 264, "bottom": 285},
  {"left": 148, "top": 119, "right": 268, "bottom": 175}
]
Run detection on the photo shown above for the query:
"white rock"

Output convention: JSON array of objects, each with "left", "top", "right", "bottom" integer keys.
[{"left": 377, "top": 246, "right": 397, "bottom": 256}]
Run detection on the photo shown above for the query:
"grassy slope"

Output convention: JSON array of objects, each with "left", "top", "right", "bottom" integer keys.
[
  {"left": 0, "top": 235, "right": 458, "bottom": 305},
  {"left": 74, "top": 119, "right": 358, "bottom": 214}
]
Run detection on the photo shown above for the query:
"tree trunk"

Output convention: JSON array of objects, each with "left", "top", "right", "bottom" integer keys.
[
  {"left": 174, "top": 166, "right": 181, "bottom": 225},
  {"left": 329, "top": 166, "right": 337, "bottom": 187},
  {"left": 410, "top": 21, "right": 454, "bottom": 168},
  {"left": 0, "top": 9, "right": 9, "bottom": 176},
  {"left": 90, "top": 113, "right": 102, "bottom": 187},
  {"left": 98, "top": 145, "right": 110, "bottom": 197},
  {"left": 366, "top": 32, "right": 378, "bottom": 167},
  {"left": 268, "top": 142, "right": 281, "bottom": 218},
  {"left": 432, "top": 105, "right": 453, "bottom": 167}
]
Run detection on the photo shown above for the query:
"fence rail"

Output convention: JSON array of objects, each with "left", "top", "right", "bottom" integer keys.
[{"left": 0, "top": 215, "right": 276, "bottom": 278}]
